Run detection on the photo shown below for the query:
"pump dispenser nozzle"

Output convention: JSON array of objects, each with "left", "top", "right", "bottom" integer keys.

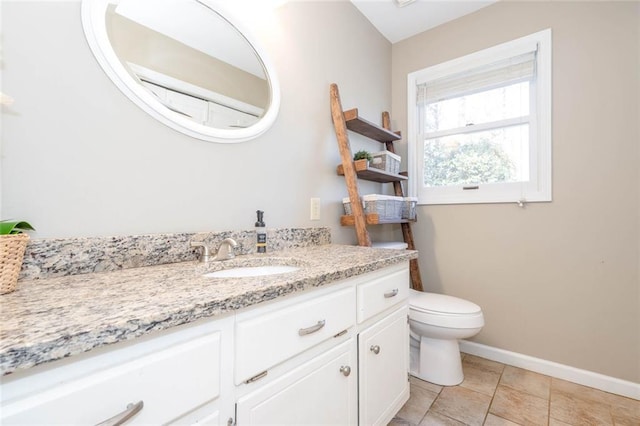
[{"left": 255, "top": 210, "right": 265, "bottom": 227}]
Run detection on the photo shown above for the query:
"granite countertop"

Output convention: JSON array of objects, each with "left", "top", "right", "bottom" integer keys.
[{"left": 1, "top": 244, "right": 417, "bottom": 376}]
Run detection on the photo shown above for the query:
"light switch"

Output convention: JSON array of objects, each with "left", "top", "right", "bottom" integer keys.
[{"left": 310, "top": 198, "right": 320, "bottom": 220}]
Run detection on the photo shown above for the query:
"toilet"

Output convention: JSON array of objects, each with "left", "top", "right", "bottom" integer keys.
[{"left": 409, "top": 289, "right": 484, "bottom": 386}]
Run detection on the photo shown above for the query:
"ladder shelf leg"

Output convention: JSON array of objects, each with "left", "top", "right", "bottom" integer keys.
[
  {"left": 381, "top": 112, "right": 423, "bottom": 291},
  {"left": 330, "top": 83, "right": 371, "bottom": 247}
]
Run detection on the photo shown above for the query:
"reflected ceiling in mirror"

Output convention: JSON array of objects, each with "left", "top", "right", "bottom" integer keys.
[{"left": 82, "top": 0, "right": 280, "bottom": 143}]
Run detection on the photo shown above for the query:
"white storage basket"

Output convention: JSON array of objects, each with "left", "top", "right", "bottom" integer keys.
[
  {"left": 363, "top": 194, "right": 403, "bottom": 220},
  {"left": 370, "top": 151, "right": 401, "bottom": 175},
  {"left": 402, "top": 197, "right": 418, "bottom": 220}
]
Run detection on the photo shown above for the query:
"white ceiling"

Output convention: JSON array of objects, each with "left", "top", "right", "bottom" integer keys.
[{"left": 350, "top": 0, "right": 498, "bottom": 43}]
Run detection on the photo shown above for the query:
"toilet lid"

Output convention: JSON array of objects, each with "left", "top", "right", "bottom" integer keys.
[{"left": 410, "top": 289, "right": 481, "bottom": 315}]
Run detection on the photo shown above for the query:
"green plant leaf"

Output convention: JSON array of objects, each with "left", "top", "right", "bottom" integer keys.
[
  {"left": 0, "top": 220, "right": 35, "bottom": 235},
  {"left": 353, "top": 150, "right": 372, "bottom": 162}
]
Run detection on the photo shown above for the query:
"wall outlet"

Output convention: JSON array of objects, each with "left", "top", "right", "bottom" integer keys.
[{"left": 310, "top": 198, "right": 320, "bottom": 220}]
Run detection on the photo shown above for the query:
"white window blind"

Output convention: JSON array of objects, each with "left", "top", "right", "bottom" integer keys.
[{"left": 417, "top": 50, "right": 537, "bottom": 105}]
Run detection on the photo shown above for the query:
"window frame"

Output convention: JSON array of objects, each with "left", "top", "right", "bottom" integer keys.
[{"left": 407, "top": 29, "right": 552, "bottom": 205}]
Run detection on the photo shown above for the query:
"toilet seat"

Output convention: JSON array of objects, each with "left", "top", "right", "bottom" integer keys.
[
  {"left": 409, "top": 289, "right": 481, "bottom": 314},
  {"left": 409, "top": 289, "right": 484, "bottom": 329}
]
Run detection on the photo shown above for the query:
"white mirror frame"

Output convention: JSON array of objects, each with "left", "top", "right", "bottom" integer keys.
[{"left": 81, "top": 0, "right": 280, "bottom": 143}]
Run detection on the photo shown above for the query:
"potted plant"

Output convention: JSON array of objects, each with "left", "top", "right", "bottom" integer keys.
[
  {"left": 1, "top": 220, "right": 35, "bottom": 294},
  {"left": 353, "top": 150, "right": 372, "bottom": 170}
]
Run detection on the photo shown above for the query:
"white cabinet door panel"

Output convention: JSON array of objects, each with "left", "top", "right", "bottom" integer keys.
[
  {"left": 237, "top": 339, "right": 357, "bottom": 426},
  {"left": 358, "top": 305, "right": 409, "bottom": 426}
]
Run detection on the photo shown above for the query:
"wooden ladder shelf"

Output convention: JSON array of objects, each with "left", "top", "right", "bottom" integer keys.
[{"left": 330, "top": 83, "right": 423, "bottom": 291}]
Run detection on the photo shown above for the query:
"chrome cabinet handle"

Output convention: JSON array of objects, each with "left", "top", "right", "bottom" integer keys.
[
  {"left": 370, "top": 345, "right": 380, "bottom": 355},
  {"left": 384, "top": 289, "right": 399, "bottom": 298},
  {"left": 340, "top": 365, "right": 351, "bottom": 377},
  {"left": 96, "top": 401, "right": 144, "bottom": 426},
  {"left": 298, "top": 320, "right": 326, "bottom": 336}
]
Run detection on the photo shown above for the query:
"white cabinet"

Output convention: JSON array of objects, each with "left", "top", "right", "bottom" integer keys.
[
  {"left": 1, "top": 262, "right": 410, "bottom": 426},
  {"left": 234, "top": 281, "right": 357, "bottom": 426},
  {"left": 0, "top": 317, "right": 235, "bottom": 425},
  {"left": 358, "top": 306, "right": 409, "bottom": 426},
  {"left": 208, "top": 102, "right": 259, "bottom": 129},
  {"left": 355, "top": 261, "right": 410, "bottom": 426},
  {"left": 140, "top": 80, "right": 260, "bottom": 129},
  {"left": 236, "top": 339, "right": 357, "bottom": 425},
  {"left": 234, "top": 262, "right": 410, "bottom": 426}
]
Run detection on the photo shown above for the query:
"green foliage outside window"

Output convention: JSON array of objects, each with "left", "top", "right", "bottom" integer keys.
[{"left": 424, "top": 138, "right": 515, "bottom": 187}]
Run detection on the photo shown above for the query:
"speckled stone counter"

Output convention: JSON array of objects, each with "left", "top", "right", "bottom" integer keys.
[
  {"left": 20, "top": 227, "right": 331, "bottom": 280},
  {"left": 1, "top": 244, "right": 416, "bottom": 375}
]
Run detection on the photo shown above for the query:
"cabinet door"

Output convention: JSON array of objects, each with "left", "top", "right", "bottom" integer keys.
[
  {"left": 236, "top": 339, "right": 357, "bottom": 426},
  {"left": 358, "top": 305, "right": 409, "bottom": 426}
]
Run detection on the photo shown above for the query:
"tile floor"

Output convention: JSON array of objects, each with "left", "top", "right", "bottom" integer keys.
[{"left": 391, "top": 353, "right": 640, "bottom": 426}]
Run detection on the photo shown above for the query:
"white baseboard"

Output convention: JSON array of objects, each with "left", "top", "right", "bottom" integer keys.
[{"left": 459, "top": 340, "right": 640, "bottom": 401}]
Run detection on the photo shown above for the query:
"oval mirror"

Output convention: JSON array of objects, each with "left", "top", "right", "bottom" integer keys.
[{"left": 81, "top": 0, "right": 280, "bottom": 143}]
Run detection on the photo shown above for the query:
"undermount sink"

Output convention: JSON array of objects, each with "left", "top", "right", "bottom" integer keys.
[{"left": 203, "top": 265, "right": 300, "bottom": 278}]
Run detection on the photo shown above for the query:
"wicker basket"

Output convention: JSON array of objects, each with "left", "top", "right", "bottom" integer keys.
[{"left": 1, "top": 233, "right": 29, "bottom": 294}]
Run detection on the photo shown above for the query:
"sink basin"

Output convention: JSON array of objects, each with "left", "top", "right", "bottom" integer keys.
[{"left": 203, "top": 265, "right": 300, "bottom": 278}]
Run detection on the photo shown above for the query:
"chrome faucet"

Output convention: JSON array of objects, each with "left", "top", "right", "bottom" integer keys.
[
  {"left": 191, "top": 238, "right": 238, "bottom": 262},
  {"left": 190, "top": 241, "right": 212, "bottom": 263},
  {"left": 214, "top": 238, "right": 238, "bottom": 261}
]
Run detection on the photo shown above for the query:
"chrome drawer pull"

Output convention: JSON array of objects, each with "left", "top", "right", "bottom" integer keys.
[
  {"left": 298, "top": 319, "right": 326, "bottom": 336},
  {"left": 245, "top": 370, "right": 268, "bottom": 384},
  {"left": 384, "top": 289, "right": 399, "bottom": 298},
  {"left": 340, "top": 365, "right": 351, "bottom": 377},
  {"left": 370, "top": 345, "right": 380, "bottom": 355},
  {"left": 96, "top": 400, "right": 143, "bottom": 426}
]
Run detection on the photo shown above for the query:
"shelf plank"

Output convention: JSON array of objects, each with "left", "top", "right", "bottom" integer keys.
[
  {"left": 343, "top": 109, "right": 402, "bottom": 143},
  {"left": 341, "top": 214, "right": 416, "bottom": 226},
  {"left": 337, "top": 160, "right": 408, "bottom": 183}
]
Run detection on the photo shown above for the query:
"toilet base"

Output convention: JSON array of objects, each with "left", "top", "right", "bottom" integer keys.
[{"left": 410, "top": 336, "right": 464, "bottom": 386}]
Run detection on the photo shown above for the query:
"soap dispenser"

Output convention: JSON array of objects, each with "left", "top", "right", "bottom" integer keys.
[{"left": 255, "top": 210, "right": 266, "bottom": 253}]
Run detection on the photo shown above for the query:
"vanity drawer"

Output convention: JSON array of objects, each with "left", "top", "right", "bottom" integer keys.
[
  {"left": 357, "top": 263, "right": 410, "bottom": 323},
  {"left": 235, "top": 285, "right": 356, "bottom": 384},
  {"left": 1, "top": 329, "right": 222, "bottom": 425}
]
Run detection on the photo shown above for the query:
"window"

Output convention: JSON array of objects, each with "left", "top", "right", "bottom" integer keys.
[{"left": 408, "top": 29, "right": 552, "bottom": 205}]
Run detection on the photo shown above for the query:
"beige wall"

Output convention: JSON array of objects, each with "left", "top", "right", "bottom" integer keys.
[
  {"left": 1, "top": 1, "right": 393, "bottom": 245},
  {"left": 106, "top": 7, "right": 269, "bottom": 109},
  {"left": 392, "top": 1, "right": 640, "bottom": 382}
]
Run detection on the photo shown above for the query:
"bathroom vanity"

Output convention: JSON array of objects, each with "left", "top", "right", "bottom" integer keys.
[
  {"left": 235, "top": 262, "right": 409, "bottom": 426},
  {"left": 0, "top": 243, "right": 415, "bottom": 425}
]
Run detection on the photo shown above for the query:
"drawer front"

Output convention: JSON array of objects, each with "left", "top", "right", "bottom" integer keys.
[
  {"left": 357, "top": 264, "right": 409, "bottom": 323},
  {"left": 2, "top": 331, "right": 221, "bottom": 425},
  {"left": 235, "top": 286, "right": 356, "bottom": 384}
]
